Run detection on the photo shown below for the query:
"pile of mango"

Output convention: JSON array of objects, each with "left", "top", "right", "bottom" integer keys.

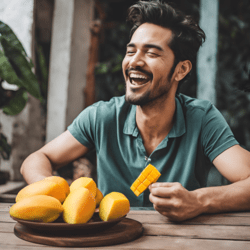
[{"left": 9, "top": 176, "right": 130, "bottom": 224}]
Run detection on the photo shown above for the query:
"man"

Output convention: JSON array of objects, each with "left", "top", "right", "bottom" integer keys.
[{"left": 20, "top": 0, "right": 250, "bottom": 221}]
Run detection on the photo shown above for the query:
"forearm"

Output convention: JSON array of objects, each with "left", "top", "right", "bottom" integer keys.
[
  {"left": 194, "top": 177, "right": 250, "bottom": 214},
  {"left": 20, "top": 151, "right": 54, "bottom": 184}
]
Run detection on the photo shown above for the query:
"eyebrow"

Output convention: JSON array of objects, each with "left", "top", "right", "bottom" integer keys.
[{"left": 126, "top": 43, "right": 164, "bottom": 52}]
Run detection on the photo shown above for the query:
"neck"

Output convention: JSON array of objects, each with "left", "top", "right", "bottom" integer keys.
[{"left": 136, "top": 93, "right": 176, "bottom": 155}]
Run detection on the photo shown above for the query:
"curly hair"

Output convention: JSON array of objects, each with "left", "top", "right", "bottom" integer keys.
[{"left": 127, "top": 0, "right": 206, "bottom": 88}]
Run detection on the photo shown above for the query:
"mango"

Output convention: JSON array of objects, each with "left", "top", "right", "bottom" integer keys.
[
  {"left": 99, "top": 192, "right": 130, "bottom": 221},
  {"left": 70, "top": 177, "right": 97, "bottom": 197},
  {"left": 9, "top": 195, "right": 64, "bottom": 222},
  {"left": 63, "top": 187, "right": 96, "bottom": 224},
  {"left": 44, "top": 176, "right": 70, "bottom": 196},
  {"left": 16, "top": 180, "right": 66, "bottom": 203},
  {"left": 95, "top": 188, "right": 104, "bottom": 207},
  {"left": 130, "top": 164, "right": 161, "bottom": 196}
]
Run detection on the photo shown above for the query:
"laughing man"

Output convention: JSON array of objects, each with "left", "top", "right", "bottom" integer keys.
[{"left": 20, "top": 1, "right": 250, "bottom": 221}]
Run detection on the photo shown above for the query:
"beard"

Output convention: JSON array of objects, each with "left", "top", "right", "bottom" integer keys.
[
  {"left": 125, "top": 82, "right": 172, "bottom": 107},
  {"left": 125, "top": 88, "right": 152, "bottom": 106}
]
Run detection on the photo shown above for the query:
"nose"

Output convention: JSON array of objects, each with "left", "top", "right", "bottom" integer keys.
[{"left": 128, "top": 51, "right": 145, "bottom": 68}]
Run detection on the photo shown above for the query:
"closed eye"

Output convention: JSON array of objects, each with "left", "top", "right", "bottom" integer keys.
[{"left": 147, "top": 52, "right": 159, "bottom": 57}]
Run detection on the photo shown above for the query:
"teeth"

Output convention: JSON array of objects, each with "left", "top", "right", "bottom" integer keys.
[{"left": 130, "top": 73, "right": 147, "bottom": 79}]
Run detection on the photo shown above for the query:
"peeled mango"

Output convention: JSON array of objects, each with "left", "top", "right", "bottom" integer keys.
[
  {"left": 63, "top": 187, "right": 96, "bottom": 224},
  {"left": 130, "top": 164, "right": 161, "bottom": 196},
  {"left": 9, "top": 195, "right": 64, "bottom": 222},
  {"left": 15, "top": 179, "right": 66, "bottom": 203},
  {"left": 70, "top": 177, "right": 97, "bottom": 197},
  {"left": 99, "top": 192, "right": 130, "bottom": 221}
]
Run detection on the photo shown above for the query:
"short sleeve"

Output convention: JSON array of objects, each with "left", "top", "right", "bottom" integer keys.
[
  {"left": 201, "top": 104, "right": 239, "bottom": 162},
  {"left": 67, "top": 105, "right": 97, "bottom": 149}
]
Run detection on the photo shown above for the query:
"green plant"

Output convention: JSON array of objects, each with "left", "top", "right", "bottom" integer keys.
[
  {"left": 216, "top": 0, "right": 250, "bottom": 150},
  {"left": 0, "top": 21, "right": 43, "bottom": 160}
]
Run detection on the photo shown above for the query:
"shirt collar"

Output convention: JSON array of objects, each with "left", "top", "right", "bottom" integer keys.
[
  {"left": 123, "top": 104, "right": 138, "bottom": 137},
  {"left": 123, "top": 95, "right": 186, "bottom": 138}
]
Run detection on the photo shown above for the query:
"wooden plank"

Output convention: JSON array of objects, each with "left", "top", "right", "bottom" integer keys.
[
  {"left": 0, "top": 194, "right": 16, "bottom": 203},
  {"left": 120, "top": 236, "right": 250, "bottom": 250},
  {"left": 0, "top": 204, "right": 13, "bottom": 211},
  {"left": 129, "top": 210, "right": 250, "bottom": 217},
  {"left": 0, "top": 213, "right": 14, "bottom": 223},
  {"left": 143, "top": 223, "right": 250, "bottom": 240},
  {"left": 219, "top": 212, "right": 250, "bottom": 217},
  {"left": 0, "top": 182, "right": 25, "bottom": 194},
  {"left": 0, "top": 222, "right": 15, "bottom": 233},
  {"left": 2, "top": 207, "right": 250, "bottom": 225},
  {"left": 1, "top": 233, "right": 250, "bottom": 250},
  {"left": 2, "top": 209, "right": 250, "bottom": 225},
  {"left": 5, "top": 220, "right": 250, "bottom": 242},
  {"left": 127, "top": 213, "right": 250, "bottom": 226}
]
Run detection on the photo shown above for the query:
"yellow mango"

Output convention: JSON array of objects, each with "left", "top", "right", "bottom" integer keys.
[
  {"left": 43, "top": 176, "right": 70, "bottom": 196},
  {"left": 16, "top": 180, "right": 66, "bottom": 203},
  {"left": 63, "top": 187, "right": 96, "bottom": 224},
  {"left": 95, "top": 188, "right": 104, "bottom": 207},
  {"left": 130, "top": 164, "right": 161, "bottom": 196},
  {"left": 9, "top": 195, "right": 64, "bottom": 222},
  {"left": 99, "top": 192, "right": 130, "bottom": 221},
  {"left": 70, "top": 177, "right": 97, "bottom": 197}
]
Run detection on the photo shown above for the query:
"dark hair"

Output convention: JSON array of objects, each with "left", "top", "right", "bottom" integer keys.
[{"left": 127, "top": 0, "right": 206, "bottom": 88}]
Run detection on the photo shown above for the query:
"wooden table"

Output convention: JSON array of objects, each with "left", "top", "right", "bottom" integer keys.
[{"left": 1, "top": 203, "right": 250, "bottom": 249}]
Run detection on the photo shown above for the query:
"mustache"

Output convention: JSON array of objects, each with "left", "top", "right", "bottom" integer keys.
[{"left": 125, "top": 67, "right": 153, "bottom": 79}]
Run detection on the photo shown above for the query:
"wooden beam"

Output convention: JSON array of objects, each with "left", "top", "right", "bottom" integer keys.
[
  {"left": 46, "top": 0, "right": 94, "bottom": 143},
  {"left": 197, "top": 0, "right": 219, "bottom": 104}
]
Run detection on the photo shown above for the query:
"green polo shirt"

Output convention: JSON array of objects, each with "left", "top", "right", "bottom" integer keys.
[{"left": 67, "top": 94, "right": 238, "bottom": 207}]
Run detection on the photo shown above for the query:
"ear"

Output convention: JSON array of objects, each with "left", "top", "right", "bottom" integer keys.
[{"left": 174, "top": 60, "right": 192, "bottom": 82}]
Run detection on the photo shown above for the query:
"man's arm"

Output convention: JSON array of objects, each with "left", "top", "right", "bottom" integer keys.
[
  {"left": 149, "top": 145, "right": 250, "bottom": 221},
  {"left": 20, "top": 130, "right": 89, "bottom": 184}
]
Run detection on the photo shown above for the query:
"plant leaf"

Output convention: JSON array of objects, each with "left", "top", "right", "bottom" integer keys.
[
  {"left": 0, "top": 21, "right": 27, "bottom": 56},
  {"left": 2, "top": 88, "right": 28, "bottom": 115},
  {"left": 0, "top": 132, "right": 11, "bottom": 160},
  {"left": 1, "top": 37, "right": 42, "bottom": 100},
  {"left": 0, "top": 48, "right": 23, "bottom": 86}
]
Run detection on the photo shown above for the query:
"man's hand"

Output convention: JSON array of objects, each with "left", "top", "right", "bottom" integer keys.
[{"left": 148, "top": 182, "right": 204, "bottom": 221}]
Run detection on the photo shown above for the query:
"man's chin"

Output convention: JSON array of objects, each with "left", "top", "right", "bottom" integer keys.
[{"left": 125, "top": 93, "right": 150, "bottom": 106}]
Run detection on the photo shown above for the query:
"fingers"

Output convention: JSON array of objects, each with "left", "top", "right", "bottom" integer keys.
[
  {"left": 149, "top": 192, "right": 174, "bottom": 209},
  {"left": 150, "top": 195, "right": 187, "bottom": 222},
  {"left": 149, "top": 182, "right": 180, "bottom": 188},
  {"left": 152, "top": 202, "right": 182, "bottom": 221},
  {"left": 149, "top": 182, "right": 183, "bottom": 198}
]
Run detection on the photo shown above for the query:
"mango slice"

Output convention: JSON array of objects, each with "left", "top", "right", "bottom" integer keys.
[
  {"left": 63, "top": 187, "right": 96, "bottom": 224},
  {"left": 70, "top": 177, "right": 97, "bottom": 197},
  {"left": 130, "top": 164, "right": 161, "bottom": 196},
  {"left": 43, "top": 176, "right": 70, "bottom": 196},
  {"left": 95, "top": 188, "right": 104, "bottom": 207},
  {"left": 99, "top": 192, "right": 130, "bottom": 221},
  {"left": 16, "top": 180, "right": 66, "bottom": 203},
  {"left": 9, "top": 195, "right": 64, "bottom": 222}
]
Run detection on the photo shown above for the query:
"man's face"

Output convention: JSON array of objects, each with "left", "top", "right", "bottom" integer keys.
[{"left": 122, "top": 22, "right": 176, "bottom": 106}]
